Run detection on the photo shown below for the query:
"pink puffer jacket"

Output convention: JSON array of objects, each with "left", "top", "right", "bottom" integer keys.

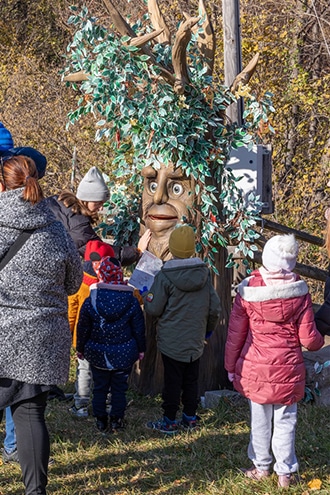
[{"left": 225, "top": 270, "right": 324, "bottom": 405}]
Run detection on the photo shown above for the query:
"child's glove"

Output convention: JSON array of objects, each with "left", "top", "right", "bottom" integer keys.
[
  {"left": 228, "top": 372, "right": 235, "bottom": 382},
  {"left": 139, "top": 352, "right": 145, "bottom": 361},
  {"left": 77, "top": 352, "right": 84, "bottom": 360}
]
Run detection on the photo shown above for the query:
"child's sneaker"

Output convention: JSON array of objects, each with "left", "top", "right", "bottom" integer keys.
[
  {"left": 68, "top": 405, "right": 88, "bottom": 418},
  {"left": 110, "top": 416, "right": 125, "bottom": 432},
  {"left": 2, "top": 448, "right": 19, "bottom": 463},
  {"left": 96, "top": 416, "right": 108, "bottom": 433},
  {"left": 180, "top": 413, "right": 200, "bottom": 431},
  {"left": 277, "top": 473, "right": 300, "bottom": 488},
  {"left": 241, "top": 466, "right": 270, "bottom": 480},
  {"left": 146, "top": 416, "right": 178, "bottom": 435}
]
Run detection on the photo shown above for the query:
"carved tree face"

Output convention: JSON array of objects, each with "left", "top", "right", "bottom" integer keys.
[{"left": 141, "top": 162, "right": 194, "bottom": 259}]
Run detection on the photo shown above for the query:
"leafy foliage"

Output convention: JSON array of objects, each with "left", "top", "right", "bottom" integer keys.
[{"left": 63, "top": 4, "right": 275, "bottom": 271}]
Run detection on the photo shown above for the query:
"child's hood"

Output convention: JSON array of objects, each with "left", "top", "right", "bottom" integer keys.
[
  {"left": 162, "top": 257, "right": 210, "bottom": 292},
  {"left": 89, "top": 283, "right": 135, "bottom": 320},
  {"left": 237, "top": 272, "right": 309, "bottom": 323}
]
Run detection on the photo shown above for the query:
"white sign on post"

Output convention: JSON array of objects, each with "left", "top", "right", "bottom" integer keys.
[{"left": 225, "top": 144, "right": 273, "bottom": 214}]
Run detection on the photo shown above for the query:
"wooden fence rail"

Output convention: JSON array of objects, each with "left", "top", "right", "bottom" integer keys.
[{"left": 229, "top": 218, "right": 328, "bottom": 284}]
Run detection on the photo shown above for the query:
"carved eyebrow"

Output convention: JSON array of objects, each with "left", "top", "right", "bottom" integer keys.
[{"left": 141, "top": 166, "right": 185, "bottom": 179}]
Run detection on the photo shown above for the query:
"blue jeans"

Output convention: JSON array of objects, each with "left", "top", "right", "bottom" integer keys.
[
  {"left": 4, "top": 406, "right": 17, "bottom": 453},
  {"left": 91, "top": 366, "right": 130, "bottom": 419}
]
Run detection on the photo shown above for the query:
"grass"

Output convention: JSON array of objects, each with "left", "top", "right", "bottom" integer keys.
[{"left": 0, "top": 366, "right": 329, "bottom": 494}]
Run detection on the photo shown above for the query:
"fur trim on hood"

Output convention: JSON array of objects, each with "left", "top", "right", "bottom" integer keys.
[{"left": 237, "top": 276, "right": 309, "bottom": 302}]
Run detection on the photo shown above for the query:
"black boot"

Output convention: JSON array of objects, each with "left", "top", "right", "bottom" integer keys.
[
  {"left": 96, "top": 416, "right": 108, "bottom": 432},
  {"left": 110, "top": 416, "right": 125, "bottom": 431}
]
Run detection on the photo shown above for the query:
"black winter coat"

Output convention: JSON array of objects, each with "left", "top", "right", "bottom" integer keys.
[
  {"left": 314, "top": 267, "right": 330, "bottom": 336},
  {"left": 46, "top": 196, "right": 141, "bottom": 264}
]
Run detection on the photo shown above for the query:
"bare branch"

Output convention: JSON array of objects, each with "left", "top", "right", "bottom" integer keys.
[
  {"left": 130, "top": 29, "right": 164, "bottom": 47},
  {"left": 63, "top": 71, "right": 89, "bottom": 82},
  {"left": 102, "top": 0, "right": 136, "bottom": 38},
  {"left": 147, "top": 0, "right": 171, "bottom": 44},
  {"left": 172, "top": 16, "right": 200, "bottom": 94},
  {"left": 102, "top": 0, "right": 175, "bottom": 86},
  {"left": 196, "top": 0, "right": 216, "bottom": 75},
  {"left": 230, "top": 53, "right": 260, "bottom": 93}
]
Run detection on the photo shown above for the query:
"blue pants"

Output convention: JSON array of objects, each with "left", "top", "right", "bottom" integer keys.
[
  {"left": 91, "top": 366, "right": 130, "bottom": 419},
  {"left": 4, "top": 406, "right": 16, "bottom": 453}
]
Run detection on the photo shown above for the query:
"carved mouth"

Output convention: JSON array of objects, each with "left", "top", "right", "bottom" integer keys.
[{"left": 148, "top": 214, "right": 178, "bottom": 221}]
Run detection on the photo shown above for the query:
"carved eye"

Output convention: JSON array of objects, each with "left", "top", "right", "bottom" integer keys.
[
  {"left": 149, "top": 181, "right": 158, "bottom": 194},
  {"left": 172, "top": 182, "right": 183, "bottom": 196}
]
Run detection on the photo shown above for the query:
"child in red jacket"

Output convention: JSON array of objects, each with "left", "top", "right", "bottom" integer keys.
[{"left": 225, "top": 234, "right": 324, "bottom": 488}]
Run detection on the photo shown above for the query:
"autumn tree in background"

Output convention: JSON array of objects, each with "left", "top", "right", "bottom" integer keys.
[
  {"left": 0, "top": 0, "right": 117, "bottom": 195},
  {"left": 239, "top": 0, "right": 330, "bottom": 275},
  {"left": 0, "top": 0, "right": 329, "bottom": 292}
]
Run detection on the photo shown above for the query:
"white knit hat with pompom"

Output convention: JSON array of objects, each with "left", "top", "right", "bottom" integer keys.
[{"left": 262, "top": 234, "right": 299, "bottom": 272}]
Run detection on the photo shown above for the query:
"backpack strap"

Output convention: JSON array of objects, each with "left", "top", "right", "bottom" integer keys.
[{"left": 0, "top": 229, "right": 35, "bottom": 271}]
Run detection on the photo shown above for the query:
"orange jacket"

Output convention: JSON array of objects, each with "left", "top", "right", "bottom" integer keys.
[{"left": 68, "top": 262, "right": 97, "bottom": 348}]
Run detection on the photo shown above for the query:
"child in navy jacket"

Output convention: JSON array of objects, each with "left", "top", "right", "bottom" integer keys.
[{"left": 76, "top": 257, "right": 146, "bottom": 433}]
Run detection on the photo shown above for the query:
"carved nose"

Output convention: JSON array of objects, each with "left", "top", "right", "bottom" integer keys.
[{"left": 153, "top": 187, "right": 168, "bottom": 204}]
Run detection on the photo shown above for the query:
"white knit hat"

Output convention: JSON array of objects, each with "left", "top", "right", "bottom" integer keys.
[
  {"left": 76, "top": 166, "right": 109, "bottom": 202},
  {"left": 262, "top": 234, "right": 299, "bottom": 272}
]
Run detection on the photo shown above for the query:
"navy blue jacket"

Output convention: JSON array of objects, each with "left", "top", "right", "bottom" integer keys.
[{"left": 76, "top": 283, "right": 146, "bottom": 370}]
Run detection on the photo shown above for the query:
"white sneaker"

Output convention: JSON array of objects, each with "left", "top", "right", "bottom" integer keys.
[{"left": 69, "top": 405, "right": 88, "bottom": 418}]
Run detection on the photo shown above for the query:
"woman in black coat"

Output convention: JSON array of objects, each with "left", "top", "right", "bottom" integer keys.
[{"left": 46, "top": 166, "right": 151, "bottom": 262}]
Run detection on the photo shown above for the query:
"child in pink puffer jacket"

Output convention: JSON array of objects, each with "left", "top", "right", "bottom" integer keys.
[{"left": 225, "top": 234, "right": 324, "bottom": 488}]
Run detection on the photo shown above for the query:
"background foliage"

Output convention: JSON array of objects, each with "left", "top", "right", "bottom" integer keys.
[{"left": 0, "top": 0, "right": 329, "bottom": 288}]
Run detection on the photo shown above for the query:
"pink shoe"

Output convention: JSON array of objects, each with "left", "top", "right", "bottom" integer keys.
[
  {"left": 241, "top": 466, "right": 270, "bottom": 480},
  {"left": 278, "top": 473, "right": 299, "bottom": 488}
]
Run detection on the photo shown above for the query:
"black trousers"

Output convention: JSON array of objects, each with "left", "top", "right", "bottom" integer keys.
[
  {"left": 91, "top": 365, "right": 130, "bottom": 419},
  {"left": 11, "top": 391, "right": 49, "bottom": 495},
  {"left": 161, "top": 353, "right": 200, "bottom": 421}
]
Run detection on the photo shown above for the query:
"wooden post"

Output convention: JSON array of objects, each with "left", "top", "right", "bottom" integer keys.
[{"left": 222, "top": 0, "right": 243, "bottom": 125}]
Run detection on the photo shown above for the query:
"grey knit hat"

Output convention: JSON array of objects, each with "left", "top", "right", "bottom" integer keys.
[{"left": 76, "top": 166, "right": 109, "bottom": 202}]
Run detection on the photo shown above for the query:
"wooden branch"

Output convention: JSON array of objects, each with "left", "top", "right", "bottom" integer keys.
[
  {"left": 147, "top": 0, "right": 171, "bottom": 44},
  {"left": 172, "top": 16, "right": 200, "bottom": 94},
  {"left": 195, "top": 0, "right": 216, "bottom": 75},
  {"left": 102, "top": 0, "right": 136, "bottom": 38},
  {"left": 130, "top": 29, "right": 165, "bottom": 47},
  {"left": 230, "top": 53, "right": 259, "bottom": 94},
  {"left": 63, "top": 70, "right": 89, "bottom": 82},
  {"left": 102, "top": 0, "right": 175, "bottom": 86}
]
